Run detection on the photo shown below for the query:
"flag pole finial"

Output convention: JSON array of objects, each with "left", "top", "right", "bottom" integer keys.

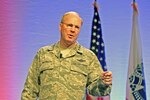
[
  {"left": 93, "top": 0, "right": 99, "bottom": 11},
  {"left": 132, "top": 0, "right": 138, "bottom": 13}
]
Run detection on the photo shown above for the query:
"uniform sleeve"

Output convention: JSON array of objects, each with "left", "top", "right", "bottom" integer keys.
[
  {"left": 86, "top": 54, "right": 112, "bottom": 97},
  {"left": 21, "top": 52, "right": 40, "bottom": 100}
]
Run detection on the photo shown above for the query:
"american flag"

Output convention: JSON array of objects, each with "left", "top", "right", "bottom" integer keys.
[
  {"left": 86, "top": 1, "right": 110, "bottom": 100},
  {"left": 90, "top": 1, "right": 107, "bottom": 72}
]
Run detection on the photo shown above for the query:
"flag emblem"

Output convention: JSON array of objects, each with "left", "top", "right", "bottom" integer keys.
[{"left": 129, "top": 63, "right": 146, "bottom": 100}]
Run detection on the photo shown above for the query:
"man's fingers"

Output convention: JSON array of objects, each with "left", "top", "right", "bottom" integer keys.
[{"left": 101, "top": 71, "right": 112, "bottom": 85}]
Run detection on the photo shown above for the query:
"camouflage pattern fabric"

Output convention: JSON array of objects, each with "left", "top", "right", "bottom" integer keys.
[{"left": 21, "top": 42, "right": 111, "bottom": 100}]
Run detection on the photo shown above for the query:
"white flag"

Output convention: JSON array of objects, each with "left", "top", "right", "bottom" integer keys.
[{"left": 126, "top": 2, "right": 147, "bottom": 100}]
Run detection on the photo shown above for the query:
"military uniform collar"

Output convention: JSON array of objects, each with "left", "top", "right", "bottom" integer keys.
[{"left": 47, "top": 41, "right": 83, "bottom": 58}]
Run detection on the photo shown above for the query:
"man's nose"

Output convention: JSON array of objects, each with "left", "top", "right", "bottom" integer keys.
[{"left": 70, "top": 26, "right": 76, "bottom": 32}]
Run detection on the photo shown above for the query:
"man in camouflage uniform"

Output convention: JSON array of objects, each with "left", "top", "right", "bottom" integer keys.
[{"left": 21, "top": 11, "right": 112, "bottom": 100}]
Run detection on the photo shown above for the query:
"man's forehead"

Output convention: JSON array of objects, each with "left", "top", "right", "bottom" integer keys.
[
  {"left": 63, "top": 14, "right": 80, "bottom": 20},
  {"left": 63, "top": 17, "right": 82, "bottom": 26}
]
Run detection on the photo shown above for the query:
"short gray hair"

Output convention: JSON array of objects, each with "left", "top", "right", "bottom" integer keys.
[{"left": 61, "top": 11, "right": 83, "bottom": 24}]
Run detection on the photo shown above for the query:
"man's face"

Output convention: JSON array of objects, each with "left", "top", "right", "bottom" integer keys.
[{"left": 59, "top": 14, "right": 82, "bottom": 46}]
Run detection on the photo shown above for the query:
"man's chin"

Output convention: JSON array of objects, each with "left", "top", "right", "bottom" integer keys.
[{"left": 66, "top": 40, "right": 76, "bottom": 45}]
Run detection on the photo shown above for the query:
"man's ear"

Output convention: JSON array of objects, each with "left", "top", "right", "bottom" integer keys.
[{"left": 59, "top": 23, "right": 62, "bottom": 31}]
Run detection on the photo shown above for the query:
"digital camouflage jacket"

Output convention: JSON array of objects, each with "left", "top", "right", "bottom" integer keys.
[{"left": 21, "top": 42, "right": 112, "bottom": 100}]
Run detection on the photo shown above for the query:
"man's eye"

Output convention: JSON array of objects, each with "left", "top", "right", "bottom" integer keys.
[
  {"left": 67, "top": 24, "right": 73, "bottom": 27},
  {"left": 75, "top": 26, "right": 80, "bottom": 29}
]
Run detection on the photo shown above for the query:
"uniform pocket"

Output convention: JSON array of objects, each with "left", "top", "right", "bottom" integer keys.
[
  {"left": 68, "top": 66, "right": 88, "bottom": 90},
  {"left": 70, "top": 65, "right": 87, "bottom": 77},
  {"left": 39, "top": 61, "right": 54, "bottom": 73},
  {"left": 39, "top": 61, "right": 54, "bottom": 85}
]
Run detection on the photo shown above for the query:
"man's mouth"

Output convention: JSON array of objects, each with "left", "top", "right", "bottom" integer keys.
[{"left": 68, "top": 34, "right": 74, "bottom": 38}]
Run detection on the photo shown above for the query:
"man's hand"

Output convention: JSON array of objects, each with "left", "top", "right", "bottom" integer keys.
[{"left": 101, "top": 71, "right": 112, "bottom": 85}]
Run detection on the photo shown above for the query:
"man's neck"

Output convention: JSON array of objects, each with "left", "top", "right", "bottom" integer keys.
[{"left": 59, "top": 41, "right": 76, "bottom": 49}]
